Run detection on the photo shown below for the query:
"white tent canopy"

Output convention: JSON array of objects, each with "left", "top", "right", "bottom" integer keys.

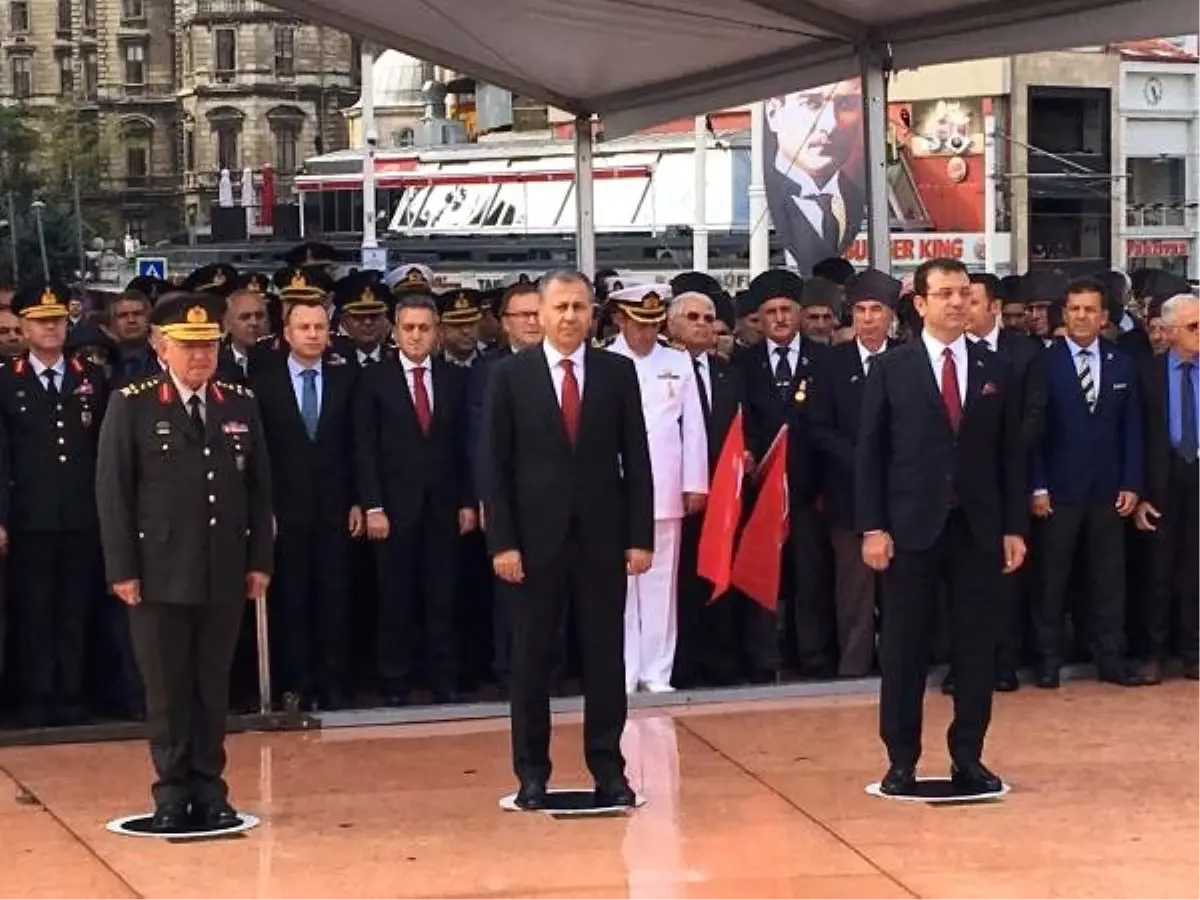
[{"left": 268, "top": 0, "right": 1193, "bottom": 135}]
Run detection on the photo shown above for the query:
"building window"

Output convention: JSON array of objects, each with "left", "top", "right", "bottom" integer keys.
[
  {"left": 10, "top": 56, "right": 31, "bottom": 99},
  {"left": 126, "top": 217, "right": 145, "bottom": 241},
  {"left": 124, "top": 43, "right": 146, "bottom": 86},
  {"left": 56, "top": 0, "right": 71, "bottom": 33},
  {"left": 214, "top": 28, "right": 236, "bottom": 81},
  {"left": 350, "top": 38, "right": 361, "bottom": 82},
  {"left": 274, "top": 26, "right": 294, "bottom": 77},
  {"left": 126, "top": 146, "right": 148, "bottom": 185},
  {"left": 183, "top": 126, "right": 195, "bottom": 171},
  {"left": 392, "top": 127, "right": 414, "bottom": 149},
  {"left": 57, "top": 52, "right": 73, "bottom": 97},
  {"left": 10, "top": 0, "right": 29, "bottom": 32},
  {"left": 83, "top": 50, "right": 98, "bottom": 100},
  {"left": 121, "top": 0, "right": 143, "bottom": 19},
  {"left": 216, "top": 126, "right": 239, "bottom": 170},
  {"left": 82, "top": 0, "right": 94, "bottom": 28},
  {"left": 274, "top": 125, "right": 297, "bottom": 171}
]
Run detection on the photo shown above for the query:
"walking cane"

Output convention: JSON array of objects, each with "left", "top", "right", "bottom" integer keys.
[{"left": 254, "top": 594, "right": 272, "bottom": 716}]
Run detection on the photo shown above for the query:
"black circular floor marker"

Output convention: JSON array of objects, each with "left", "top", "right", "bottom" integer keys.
[
  {"left": 106, "top": 812, "right": 261, "bottom": 838},
  {"left": 865, "top": 777, "right": 1009, "bottom": 804},
  {"left": 499, "top": 788, "right": 646, "bottom": 816}
]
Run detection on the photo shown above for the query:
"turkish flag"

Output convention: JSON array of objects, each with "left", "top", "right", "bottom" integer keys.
[
  {"left": 697, "top": 408, "right": 745, "bottom": 602},
  {"left": 730, "top": 426, "right": 789, "bottom": 612}
]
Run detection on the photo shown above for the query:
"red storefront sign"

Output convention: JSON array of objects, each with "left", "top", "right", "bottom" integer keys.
[{"left": 1126, "top": 239, "right": 1190, "bottom": 258}]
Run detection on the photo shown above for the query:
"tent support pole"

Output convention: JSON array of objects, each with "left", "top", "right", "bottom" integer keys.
[
  {"left": 860, "top": 45, "right": 891, "bottom": 273},
  {"left": 693, "top": 115, "right": 709, "bottom": 271},
  {"left": 360, "top": 41, "right": 378, "bottom": 266},
  {"left": 574, "top": 116, "right": 596, "bottom": 276},
  {"left": 749, "top": 101, "right": 769, "bottom": 277}
]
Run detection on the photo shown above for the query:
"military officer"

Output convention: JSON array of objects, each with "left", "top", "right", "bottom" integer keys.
[
  {"left": 96, "top": 292, "right": 273, "bottom": 832},
  {"left": 333, "top": 272, "right": 394, "bottom": 366},
  {"left": 438, "top": 288, "right": 486, "bottom": 368},
  {"left": 0, "top": 282, "right": 108, "bottom": 726},
  {"left": 247, "top": 265, "right": 336, "bottom": 373},
  {"left": 606, "top": 284, "right": 709, "bottom": 693}
]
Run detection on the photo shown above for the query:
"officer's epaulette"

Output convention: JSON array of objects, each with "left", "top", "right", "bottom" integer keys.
[
  {"left": 215, "top": 379, "right": 254, "bottom": 399},
  {"left": 119, "top": 375, "right": 161, "bottom": 398}
]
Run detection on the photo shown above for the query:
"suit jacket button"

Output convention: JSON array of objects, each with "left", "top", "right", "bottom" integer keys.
[
  {"left": 138, "top": 531, "right": 145, "bottom": 539},
  {"left": 207, "top": 471, "right": 214, "bottom": 480},
  {"left": 208, "top": 495, "right": 215, "bottom": 503},
  {"left": 209, "top": 517, "right": 217, "bottom": 526},
  {"left": 58, "top": 455, "right": 66, "bottom": 462},
  {"left": 203, "top": 448, "right": 211, "bottom": 456}
]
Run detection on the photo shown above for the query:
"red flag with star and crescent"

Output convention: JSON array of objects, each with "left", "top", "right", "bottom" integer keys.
[
  {"left": 696, "top": 408, "right": 745, "bottom": 602},
  {"left": 730, "top": 425, "right": 790, "bottom": 612}
]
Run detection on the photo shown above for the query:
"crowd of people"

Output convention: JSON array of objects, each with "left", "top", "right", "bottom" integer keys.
[{"left": 0, "top": 245, "right": 1193, "bottom": 747}]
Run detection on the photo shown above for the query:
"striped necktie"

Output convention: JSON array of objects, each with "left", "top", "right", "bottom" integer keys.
[{"left": 1077, "top": 349, "right": 1097, "bottom": 412}]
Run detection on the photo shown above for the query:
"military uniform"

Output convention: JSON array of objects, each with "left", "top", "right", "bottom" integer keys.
[
  {"left": 0, "top": 283, "right": 108, "bottom": 725},
  {"left": 96, "top": 293, "right": 273, "bottom": 828},
  {"left": 606, "top": 285, "right": 709, "bottom": 693}
]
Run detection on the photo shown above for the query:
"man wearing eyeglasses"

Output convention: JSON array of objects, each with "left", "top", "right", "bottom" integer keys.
[
  {"left": 857, "top": 257, "right": 1027, "bottom": 797},
  {"left": 667, "top": 277, "right": 747, "bottom": 688},
  {"left": 1135, "top": 291, "right": 1199, "bottom": 683}
]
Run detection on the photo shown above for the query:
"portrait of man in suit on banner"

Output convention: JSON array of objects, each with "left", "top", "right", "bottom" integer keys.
[{"left": 764, "top": 79, "right": 865, "bottom": 276}]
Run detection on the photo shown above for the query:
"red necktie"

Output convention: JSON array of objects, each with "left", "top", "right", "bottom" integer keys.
[
  {"left": 560, "top": 359, "right": 580, "bottom": 445},
  {"left": 941, "top": 347, "right": 962, "bottom": 432},
  {"left": 412, "top": 365, "right": 432, "bottom": 434}
]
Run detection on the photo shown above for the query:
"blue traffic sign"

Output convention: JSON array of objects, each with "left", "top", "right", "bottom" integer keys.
[{"left": 136, "top": 257, "right": 168, "bottom": 281}]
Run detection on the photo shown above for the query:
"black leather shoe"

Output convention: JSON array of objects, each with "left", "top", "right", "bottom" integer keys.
[
  {"left": 514, "top": 780, "right": 548, "bottom": 810},
  {"left": 995, "top": 669, "right": 1020, "bottom": 692},
  {"left": 950, "top": 762, "right": 1003, "bottom": 794},
  {"left": 880, "top": 765, "right": 916, "bottom": 796},
  {"left": 1098, "top": 662, "right": 1152, "bottom": 687},
  {"left": 197, "top": 801, "right": 240, "bottom": 830},
  {"left": 594, "top": 780, "right": 636, "bottom": 807},
  {"left": 1035, "top": 665, "right": 1060, "bottom": 689},
  {"left": 149, "top": 801, "right": 189, "bottom": 833},
  {"left": 1185, "top": 661, "right": 1199, "bottom": 681}
]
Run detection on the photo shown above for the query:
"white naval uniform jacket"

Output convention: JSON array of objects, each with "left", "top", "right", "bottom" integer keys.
[{"left": 607, "top": 335, "right": 709, "bottom": 520}]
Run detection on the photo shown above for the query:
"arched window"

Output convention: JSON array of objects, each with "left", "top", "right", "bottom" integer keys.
[
  {"left": 266, "top": 105, "right": 305, "bottom": 172},
  {"left": 121, "top": 116, "right": 154, "bottom": 187},
  {"left": 206, "top": 105, "right": 244, "bottom": 171}
]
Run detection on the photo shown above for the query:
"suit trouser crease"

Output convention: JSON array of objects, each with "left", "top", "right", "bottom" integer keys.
[
  {"left": 273, "top": 524, "right": 350, "bottom": 696},
  {"left": 11, "top": 530, "right": 97, "bottom": 710},
  {"left": 1144, "top": 459, "right": 1199, "bottom": 662},
  {"left": 830, "top": 525, "right": 877, "bottom": 677},
  {"left": 511, "top": 531, "right": 626, "bottom": 786},
  {"left": 1034, "top": 501, "right": 1127, "bottom": 666},
  {"left": 879, "top": 512, "right": 999, "bottom": 769},
  {"left": 129, "top": 599, "right": 245, "bottom": 806},
  {"left": 624, "top": 518, "right": 683, "bottom": 689}
]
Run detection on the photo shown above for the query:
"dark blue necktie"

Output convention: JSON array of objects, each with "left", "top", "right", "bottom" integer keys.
[
  {"left": 1180, "top": 361, "right": 1197, "bottom": 464},
  {"left": 300, "top": 369, "right": 319, "bottom": 439}
]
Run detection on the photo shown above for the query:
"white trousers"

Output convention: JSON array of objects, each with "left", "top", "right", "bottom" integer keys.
[{"left": 624, "top": 518, "right": 682, "bottom": 690}]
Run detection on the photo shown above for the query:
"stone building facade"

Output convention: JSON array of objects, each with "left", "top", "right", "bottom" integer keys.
[{"left": 0, "top": 0, "right": 358, "bottom": 242}]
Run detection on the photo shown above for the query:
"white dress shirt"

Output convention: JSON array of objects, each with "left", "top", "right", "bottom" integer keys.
[
  {"left": 542, "top": 339, "right": 587, "bottom": 404},
  {"left": 169, "top": 371, "right": 206, "bottom": 423},
  {"left": 1065, "top": 335, "right": 1101, "bottom": 392},
  {"left": 973, "top": 322, "right": 1001, "bottom": 352},
  {"left": 920, "top": 330, "right": 969, "bottom": 406},
  {"left": 398, "top": 352, "right": 434, "bottom": 412},
  {"left": 28, "top": 354, "right": 66, "bottom": 392},
  {"left": 608, "top": 335, "right": 708, "bottom": 520},
  {"left": 357, "top": 346, "right": 382, "bottom": 365},
  {"left": 287, "top": 354, "right": 322, "bottom": 418},
  {"left": 765, "top": 334, "right": 803, "bottom": 377},
  {"left": 856, "top": 339, "right": 887, "bottom": 374}
]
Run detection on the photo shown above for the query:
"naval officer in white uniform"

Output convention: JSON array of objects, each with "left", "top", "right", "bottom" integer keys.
[{"left": 606, "top": 285, "right": 709, "bottom": 693}]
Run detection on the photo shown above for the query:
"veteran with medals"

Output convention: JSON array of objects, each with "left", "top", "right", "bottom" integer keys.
[{"left": 96, "top": 293, "right": 274, "bottom": 832}]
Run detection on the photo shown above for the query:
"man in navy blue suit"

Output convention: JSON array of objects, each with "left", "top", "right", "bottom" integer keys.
[{"left": 1030, "top": 276, "right": 1151, "bottom": 688}]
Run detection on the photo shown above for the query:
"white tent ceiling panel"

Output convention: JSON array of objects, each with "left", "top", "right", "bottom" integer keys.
[{"left": 271, "top": 0, "right": 1198, "bottom": 134}]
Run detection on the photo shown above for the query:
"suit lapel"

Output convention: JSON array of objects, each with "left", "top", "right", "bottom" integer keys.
[
  {"left": 1093, "top": 343, "right": 1115, "bottom": 415},
  {"left": 963, "top": 345, "right": 988, "bottom": 414},
  {"left": 578, "top": 348, "right": 603, "bottom": 445},
  {"left": 909, "top": 341, "right": 949, "bottom": 426}
]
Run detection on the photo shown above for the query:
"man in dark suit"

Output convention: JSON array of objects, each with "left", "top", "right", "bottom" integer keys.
[
  {"left": 251, "top": 295, "right": 360, "bottom": 711},
  {"left": 763, "top": 81, "right": 864, "bottom": 275},
  {"left": 1030, "top": 277, "right": 1149, "bottom": 688},
  {"left": 466, "top": 281, "right": 557, "bottom": 695},
  {"left": 356, "top": 294, "right": 476, "bottom": 705},
  {"left": 733, "top": 269, "right": 832, "bottom": 679},
  {"left": 810, "top": 268, "right": 900, "bottom": 678},
  {"left": 957, "top": 272, "right": 1047, "bottom": 691},
  {"left": 1135, "top": 291, "right": 1199, "bottom": 682},
  {"left": 668, "top": 279, "right": 747, "bottom": 687},
  {"left": 96, "top": 292, "right": 273, "bottom": 832},
  {"left": 482, "top": 270, "right": 653, "bottom": 809},
  {"left": 0, "top": 283, "right": 108, "bottom": 726},
  {"left": 218, "top": 277, "right": 271, "bottom": 382},
  {"left": 857, "top": 257, "right": 1027, "bottom": 796}
]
